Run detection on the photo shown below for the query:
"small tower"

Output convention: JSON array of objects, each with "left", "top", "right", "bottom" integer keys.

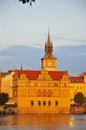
[{"left": 41, "top": 31, "right": 57, "bottom": 71}]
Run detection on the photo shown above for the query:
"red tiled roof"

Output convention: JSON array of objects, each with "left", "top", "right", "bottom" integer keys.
[
  {"left": 48, "top": 71, "right": 67, "bottom": 80},
  {"left": 83, "top": 72, "right": 86, "bottom": 76},
  {"left": 16, "top": 70, "right": 41, "bottom": 80},
  {"left": 15, "top": 70, "right": 67, "bottom": 80},
  {"left": 70, "top": 76, "right": 84, "bottom": 83}
]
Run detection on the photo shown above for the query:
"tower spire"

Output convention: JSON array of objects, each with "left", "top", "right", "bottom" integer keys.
[
  {"left": 47, "top": 30, "right": 51, "bottom": 45},
  {"left": 44, "top": 31, "right": 54, "bottom": 58}
]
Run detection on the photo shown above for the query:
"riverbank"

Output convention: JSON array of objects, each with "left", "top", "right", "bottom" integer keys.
[
  {"left": 70, "top": 105, "right": 86, "bottom": 114},
  {"left": 1, "top": 105, "right": 86, "bottom": 115}
]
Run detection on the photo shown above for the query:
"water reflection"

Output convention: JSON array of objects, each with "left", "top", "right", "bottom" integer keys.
[{"left": 0, "top": 114, "right": 86, "bottom": 130}]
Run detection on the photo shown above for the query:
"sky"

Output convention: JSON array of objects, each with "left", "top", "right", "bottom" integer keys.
[{"left": 0, "top": 0, "right": 86, "bottom": 75}]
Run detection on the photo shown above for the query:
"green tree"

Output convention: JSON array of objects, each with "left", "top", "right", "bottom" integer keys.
[
  {"left": 0, "top": 93, "right": 9, "bottom": 105},
  {"left": 19, "top": 0, "right": 35, "bottom": 5},
  {"left": 74, "top": 92, "right": 85, "bottom": 105}
]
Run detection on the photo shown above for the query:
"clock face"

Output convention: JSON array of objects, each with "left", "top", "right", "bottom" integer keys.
[{"left": 47, "top": 61, "right": 52, "bottom": 67}]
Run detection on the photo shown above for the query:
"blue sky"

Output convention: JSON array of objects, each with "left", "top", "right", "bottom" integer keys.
[
  {"left": 0, "top": 0, "right": 86, "bottom": 74},
  {"left": 0, "top": 0, "right": 86, "bottom": 49}
]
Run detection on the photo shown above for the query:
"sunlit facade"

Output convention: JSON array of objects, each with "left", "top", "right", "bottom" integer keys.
[
  {"left": 14, "top": 32, "right": 71, "bottom": 114},
  {"left": 0, "top": 32, "right": 86, "bottom": 114},
  {"left": 70, "top": 76, "right": 85, "bottom": 102}
]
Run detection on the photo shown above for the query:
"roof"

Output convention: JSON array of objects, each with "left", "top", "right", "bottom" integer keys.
[
  {"left": 15, "top": 70, "right": 67, "bottom": 80},
  {"left": 83, "top": 72, "right": 86, "bottom": 76},
  {"left": 70, "top": 76, "right": 84, "bottom": 83},
  {"left": 48, "top": 71, "right": 67, "bottom": 80},
  {"left": 16, "top": 70, "right": 41, "bottom": 80}
]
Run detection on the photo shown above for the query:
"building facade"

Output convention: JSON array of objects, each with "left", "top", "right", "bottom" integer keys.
[
  {"left": 70, "top": 76, "right": 85, "bottom": 102},
  {"left": 15, "top": 32, "right": 71, "bottom": 114}
]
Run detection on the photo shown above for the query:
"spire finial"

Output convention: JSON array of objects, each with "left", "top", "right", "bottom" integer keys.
[
  {"left": 47, "top": 29, "right": 50, "bottom": 44},
  {"left": 48, "top": 28, "right": 50, "bottom": 33}
]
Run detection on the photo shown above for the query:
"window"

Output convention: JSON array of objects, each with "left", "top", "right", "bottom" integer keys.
[
  {"left": 54, "top": 83, "right": 58, "bottom": 86},
  {"left": 55, "top": 101, "right": 58, "bottom": 106},
  {"left": 38, "top": 100, "right": 41, "bottom": 106},
  {"left": 64, "top": 83, "right": 66, "bottom": 87},
  {"left": 38, "top": 90, "right": 41, "bottom": 97},
  {"left": 48, "top": 83, "right": 50, "bottom": 86},
  {"left": 48, "top": 90, "right": 52, "bottom": 97},
  {"left": 48, "top": 101, "right": 51, "bottom": 106},
  {"left": 43, "top": 90, "right": 46, "bottom": 97},
  {"left": 31, "top": 100, "right": 34, "bottom": 106},
  {"left": 43, "top": 101, "right": 46, "bottom": 106}
]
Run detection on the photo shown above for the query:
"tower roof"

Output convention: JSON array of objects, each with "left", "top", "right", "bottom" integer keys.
[
  {"left": 47, "top": 31, "right": 51, "bottom": 45},
  {"left": 42, "top": 31, "right": 56, "bottom": 59}
]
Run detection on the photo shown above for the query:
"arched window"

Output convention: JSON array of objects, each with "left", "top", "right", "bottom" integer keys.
[
  {"left": 43, "top": 90, "right": 46, "bottom": 97},
  {"left": 31, "top": 100, "right": 34, "bottom": 106},
  {"left": 48, "top": 101, "right": 51, "bottom": 106},
  {"left": 38, "top": 100, "right": 41, "bottom": 106},
  {"left": 48, "top": 90, "right": 52, "bottom": 97},
  {"left": 38, "top": 90, "right": 41, "bottom": 97},
  {"left": 55, "top": 101, "right": 58, "bottom": 106},
  {"left": 43, "top": 101, "right": 46, "bottom": 106}
]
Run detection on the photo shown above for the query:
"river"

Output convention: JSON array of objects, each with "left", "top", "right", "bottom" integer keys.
[{"left": 0, "top": 114, "right": 86, "bottom": 130}]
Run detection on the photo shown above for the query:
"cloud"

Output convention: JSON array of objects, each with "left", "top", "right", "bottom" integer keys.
[
  {"left": 53, "top": 36, "right": 86, "bottom": 43},
  {"left": 79, "top": 52, "right": 86, "bottom": 55},
  {"left": 0, "top": 56, "right": 12, "bottom": 60}
]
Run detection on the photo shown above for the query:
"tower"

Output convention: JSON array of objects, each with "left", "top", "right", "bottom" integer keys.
[{"left": 41, "top": 31, "right": 57, "bottom": 71}]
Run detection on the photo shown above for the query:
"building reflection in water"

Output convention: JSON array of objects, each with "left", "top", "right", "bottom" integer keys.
[{"left": 0, "top": 114, "right": 86, "bottom": 130}]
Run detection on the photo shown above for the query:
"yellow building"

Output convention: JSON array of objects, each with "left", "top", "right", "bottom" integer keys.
[
  {"left": 70, "top": 76, "right": 85, "bottom": 103},
  {"left": 0, "top": 72, "right": 1, "bottom": 93},
  {"left": 15, "top": 32, "right": 71, "bottom": 114},
  {"left": 83, "top": 72, "right": 86, "bottom": 97},
  {"left": 1, "top": 71, "right": 16, "bottom": 104}
]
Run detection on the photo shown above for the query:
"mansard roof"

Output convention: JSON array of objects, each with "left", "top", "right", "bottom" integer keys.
[
  {"left": 70, "top": 76, "right": 84, "bottom": 83},
  {"left": 15, "top": 70, "right": 67, "bottom": 80}
]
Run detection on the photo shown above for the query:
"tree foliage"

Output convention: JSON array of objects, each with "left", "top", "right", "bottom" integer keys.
[
  {"left": 19, "top": 0, "right": 35, "bottom": 5},
  {"left": 0, "top": 93, "right": 9, "bottom": 105},
  {"left": 74, "top": 92, "right": 85, "bottom": 105}
]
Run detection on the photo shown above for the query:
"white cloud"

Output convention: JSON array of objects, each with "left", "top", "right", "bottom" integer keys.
[{"left": 0, "top": 56, "right": 12, "bottom": 60}]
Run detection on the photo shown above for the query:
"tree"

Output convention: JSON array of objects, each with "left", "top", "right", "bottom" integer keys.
[
  {"left": 19, "top": 0, "right": 35, "bottom": 5},
  {"left": 74, "top": 92, "right": 85, "bottom": 105},
  {"left": 0, "top": 93, "right": 9, "bottom": 106}
]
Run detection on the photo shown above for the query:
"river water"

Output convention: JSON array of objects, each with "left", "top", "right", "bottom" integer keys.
[{"left": 0, "top": 114, "right": 86, "bottom": 130}]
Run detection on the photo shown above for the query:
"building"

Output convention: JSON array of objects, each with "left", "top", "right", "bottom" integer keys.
[
  {"left": 70, "top": 75, "right": 85, "bottom": 103},
  {"left": 1, "top": 71, "right": 16, "bottom": 104},
  {"left": 0, "top": 72, "right": 1, "bottom": 93},
  {"left": 14, "top": 32, "right": 71, "bottom": 114}
]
